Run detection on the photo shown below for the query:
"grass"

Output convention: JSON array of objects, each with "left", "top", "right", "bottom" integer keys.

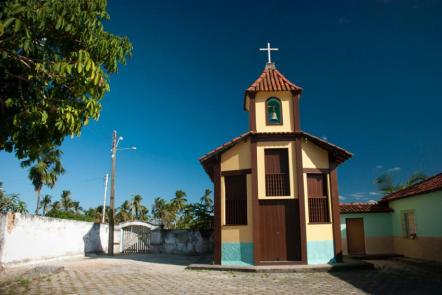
[{"left": 17, "top": 277, "right": 31, "bottom": 288}]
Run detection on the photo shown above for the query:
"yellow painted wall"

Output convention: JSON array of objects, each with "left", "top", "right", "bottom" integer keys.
[
  {"left": 220, "top": 140, "right": 253, "bottom": 243},
  {"left": 221, "top": 139, "right": 251, "bottom": 172},
  {"left": 255, "top": 91, "right": 294, "bottom": 133},
  {"left": 302, "top": 142, "right": 334, "bottom": 242},
  {"left": 256, "top": 141, "right": 297, "bottom": 199},
  {"left": 302, "top": 140, "right": 329, "bottom": 169},
  {"left": 221, "top": 174, "right": 253, "bottom": 243}
]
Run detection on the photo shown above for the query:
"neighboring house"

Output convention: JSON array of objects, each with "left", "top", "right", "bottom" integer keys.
[
  {"left": 340, "top": 173, "right": 442, "bottom": 262},
  {"left": 199, "top": 60, "right": 352, "bottom": 266}
]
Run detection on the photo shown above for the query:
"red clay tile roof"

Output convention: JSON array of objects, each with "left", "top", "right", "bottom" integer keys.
[
  {"left": 380, "top": 173, "right": 442, "bottom": 203},
  {"left": 199, "top": 131, "right": 352, "bottom": 168},
  {"left": 339, "top": 203, "right": 393, "bottom": 214},
  {"left": 246, "top": 65, "right": 302, "bottom": 93}
]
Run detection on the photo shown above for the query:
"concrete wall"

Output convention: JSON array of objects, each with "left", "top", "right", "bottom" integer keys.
[
  {"left": 0, "top": 213, "right": 109, "bottom": 266},
  {"left": 389, "top": 191, "right": 442, "bottom": 262},
  {"left": 149, "top": 229, "right": 213, "bottom": 255},
  {"left": 0, "top": 213, "right": 214, "bottom": 267},
  {"left": 340, "top": 212, "right": 394, "bottom": 255}
]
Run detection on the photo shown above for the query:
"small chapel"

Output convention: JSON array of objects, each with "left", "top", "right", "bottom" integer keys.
[{"left": 200, "top": 43, "right": 352, "bottom": 265}]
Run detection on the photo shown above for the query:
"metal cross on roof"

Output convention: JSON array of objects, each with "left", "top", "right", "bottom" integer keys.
[{"left": 259, "top": 42, "right": 279, "bottom": 64}]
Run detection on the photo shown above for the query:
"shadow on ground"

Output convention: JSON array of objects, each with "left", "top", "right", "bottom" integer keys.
[
  {"left": 330, "top": 258, "right": 442, "bottom": 295},
  {"left": 86, "top": 253, "right": 212, "bottom": 267}
]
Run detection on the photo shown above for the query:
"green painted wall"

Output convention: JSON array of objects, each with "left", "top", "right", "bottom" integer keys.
[
  {"left": 340, "top": 213, "right": 392, "bottom": 238},
  {"left": 390, "top": 191, "right": 442, "bottom": 237}
]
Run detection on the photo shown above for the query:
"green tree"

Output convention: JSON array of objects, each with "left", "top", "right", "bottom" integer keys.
[
  {"left": 375, "top": 171, "right": 428, "bottom": 195},
  {"left": 172, "top": 190, "right": 187, "bottom": 211},
  {"left": 131, "top": 194, "right": 143, "bottom": 220},
  {"left": 139, "top": 205, "right": 149, "bottom": 221},
  {"left": 40, "top": 194, "right": 52, "bottom": 215},
  {"left": 22, "top": 148, "right": 65, "bottom": 214},
  {"left": 200, "top": 189, "right": 213, "bottom": 207},
  {"left": 51, "top": 200, "right": 61, "bottom": 211},
  {"left": 116, "top": 200, "right": 133, "bottom": 223},
  {"left": 0, "top": 0, "right": 132, "bottom": 162},
  {"left": 152, "top": 197, "right": 175, "bottom": 228},
  {"left": 71, "top": 200, "right": 82, "bottom": 214},
  {"left": 0, "top": 182, "right": 28, "bottom": 213},
  {"left": 60, "top": 190, "right": 72, "bottom": 211}
]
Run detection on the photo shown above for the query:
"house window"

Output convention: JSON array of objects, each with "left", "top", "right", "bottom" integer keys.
[
  {"left": 266, "top": 97, "right": 282, "bottom": 125},
  {"left": 307, "top": 174, "right": 330, "bottom": 223},
  {"left": 224, "top": 174, "right": 247, "bottom": 225},
  {"left": 401, "top": 210, "right": 416, "bottom": 239},
  {"left": 265, "top": 148, "right": 290, "bottom": 196}
]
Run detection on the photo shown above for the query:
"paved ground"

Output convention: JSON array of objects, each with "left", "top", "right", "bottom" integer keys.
[{"left": 0, "top": 254, "right": 441, "bottom": 294}]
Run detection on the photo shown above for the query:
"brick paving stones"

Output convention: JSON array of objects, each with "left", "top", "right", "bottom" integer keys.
[{"left": 0, "top": 255, "right": 441, "bottom": 294}]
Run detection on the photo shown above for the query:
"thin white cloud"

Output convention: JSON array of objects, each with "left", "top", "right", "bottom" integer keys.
[
  {"left": 351, "top": 192, "right": 366, "bottom": 199},
  {"left": 322, "top": 135, "right": 328, "bottom": 141},
  {"left": 376, "top": 165, "right": 383, "bottom": 169},
  {"left": 369, "top": 192, "right": 380, "bottom": 196},
  {"left": 386, "top": 167, "right": 401, "bottom": 172},
  {"left": 339, "top": 195, "right": 347, "bottom": 201}
]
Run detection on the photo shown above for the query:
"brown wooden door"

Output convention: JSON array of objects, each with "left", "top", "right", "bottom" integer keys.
[
  {"left": 346, "top": 218, "right": 366, "bottom": 255},
  {"left": 259, "top": 199, "right": 301, "bottom": 262}
]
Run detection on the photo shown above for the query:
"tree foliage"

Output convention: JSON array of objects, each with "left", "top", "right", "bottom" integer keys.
[
  {"left": 22, "top": 147, "right": 64, "bottom": 214},
  {"left": 0, "top": 0, "right": 132, "bottom": 161},
  {"left": 0, "top": 181, "right": 28, "bottom": 213},
  {"left": 375, "top": 171, "right": 428, "bottom": 195}
]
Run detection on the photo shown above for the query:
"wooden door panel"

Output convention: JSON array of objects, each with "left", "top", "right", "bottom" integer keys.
[
  {"left": 259, "top": 199, "right": 301, "bottom": 262},
  {"left": 346, "top": 218, "right": 366, "bottom": 255}
]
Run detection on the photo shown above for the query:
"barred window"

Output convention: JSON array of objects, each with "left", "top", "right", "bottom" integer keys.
[
  {"left": 307, "top": 174, "right": 330, "bottom": 223},
  {"left": 225, "top": 174, "right": 247, "bottom": 225},
  {"left": 265, "top": 149, "right": 290, "bottom": 196}
]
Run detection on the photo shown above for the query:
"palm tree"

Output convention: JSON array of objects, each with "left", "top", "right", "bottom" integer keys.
[
  {"left": 376, "top": 171, "right": 428, "bottom": 195},
  {"left": 200, "top": 189, "right": 213, "bottom": 207},
  {"left": 51, "top": 201, "right": 61, "bottom": 211},
  {"left": 21, "top": 148, "right": 65, "bottom": 215},
  {"left": 139, "top": 205, "right": 149, "bottom": 221},
  {"left": 152, "top": 197, "right": 167, "bottom": 221},
  {"left": 40, "top": 194, "right": 52, "bottom": 215},
  {"left": 51, "top": 200, "right": 61, "bottom": 211},
  {"left": 132, "top": 194, "right": 143, "bottom": 219},
  {"left": 116, "top": 200, "right": 133, "bottom": 222},
  {"left": 172, "top": 190, "right": 187, "bottom": 211},
  {"left": 60, "top": 190, "right": 72, "bottom": 211},
  {"left": 405, "top": 172, "right": 427, "bottom": 187},
  {"left": 72, "top": 201, "right": 82, "bottom": 214},
  {"left": 152, "top": 197, "right": 175, "bottom": 227}
]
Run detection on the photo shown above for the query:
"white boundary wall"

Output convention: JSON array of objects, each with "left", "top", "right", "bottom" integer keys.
[{"left": 0, "top": 213, "right": 109, "bottom": 266}]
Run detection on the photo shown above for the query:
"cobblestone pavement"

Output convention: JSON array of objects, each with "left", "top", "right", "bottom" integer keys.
[{"left": 1, "top": 255, "right": 441, "bottom": 294}]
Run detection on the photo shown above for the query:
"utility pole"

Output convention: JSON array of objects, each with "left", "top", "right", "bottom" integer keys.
[
  {"left": 107, "top": 130, "right": 136, "bottom": 255},
  {"left": 102, "top": 173, "right": 109, "bottom": 224},
  {"left": 108, "top": 131, "right": 117, "bottom": 256}
]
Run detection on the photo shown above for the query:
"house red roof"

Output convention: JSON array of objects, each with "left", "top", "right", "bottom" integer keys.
[
  {"left": 380, "top": 173, "right": 442, "bottom": 203},
  {"left": 245, "top": 64, "right": 302, "bottom": 94},
  {"left": 339, "top": 203, "right": 393, "bottom": 214}
]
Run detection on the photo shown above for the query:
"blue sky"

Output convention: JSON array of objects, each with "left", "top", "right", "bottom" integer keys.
[{"left": 1, "top": 0, "right": 442, "bottom": 211}]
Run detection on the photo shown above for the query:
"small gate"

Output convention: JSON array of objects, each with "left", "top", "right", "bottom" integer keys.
[{"left": 121, "top": 225, "right": 151, "bottom": 253}]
